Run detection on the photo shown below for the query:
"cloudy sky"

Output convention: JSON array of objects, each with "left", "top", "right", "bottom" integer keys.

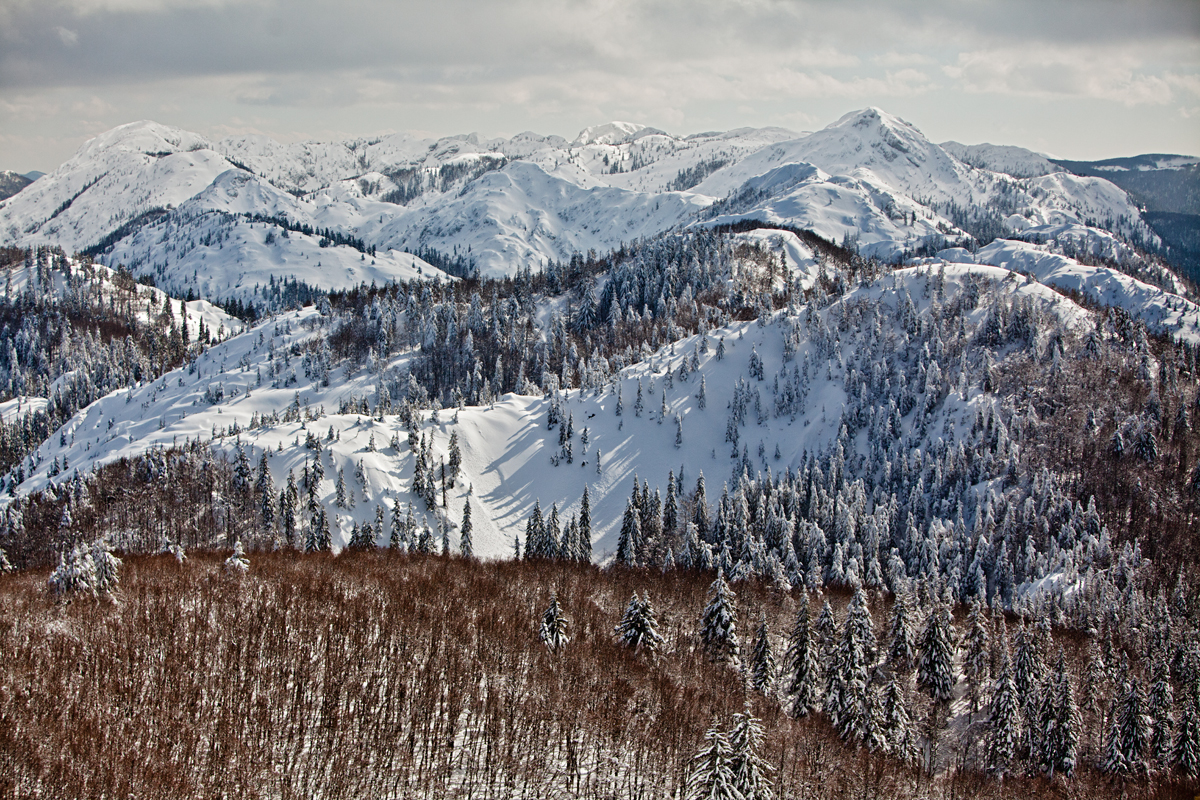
[{"left": 2, "top": 0, "right": 1198, "bottom": 172}]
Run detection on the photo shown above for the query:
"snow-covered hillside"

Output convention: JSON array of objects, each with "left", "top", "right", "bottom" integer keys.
[
  {"left": 8, "top": 251, "right": 1132, "bottom": 563},
  {"left": 0, "top": 109, "right": 1166, "bottom": 297}
]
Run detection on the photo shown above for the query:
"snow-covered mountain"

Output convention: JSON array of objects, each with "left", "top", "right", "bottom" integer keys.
[
  {"left": 11, "top": 233, "right": 1198, "bottom": 563},
  {"left": 0, "top": 171, "right": 32, "bottom": 203},
  {"left": 0, "top": 109, "right": 1164, "bottom": 300}
]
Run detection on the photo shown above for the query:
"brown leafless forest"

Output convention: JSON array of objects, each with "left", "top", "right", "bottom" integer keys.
[{"left": 1, "top": 551, "right": 1193, "bottom": 800}]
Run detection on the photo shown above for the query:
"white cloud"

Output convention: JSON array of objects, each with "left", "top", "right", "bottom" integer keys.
[
  {"left": 945, "top": 46, "right": 1196, "bottom": 106},
  {"left": 54, "top": 26, "right": 78, "bottom": 46}
]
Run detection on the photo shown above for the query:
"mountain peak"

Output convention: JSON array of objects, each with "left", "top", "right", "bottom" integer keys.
[
  {"left": 572, "top": 121, "right": 665, "bottom": 146},
  {"left": 75, "top": 120, "right": 213, "bottom": 161}
]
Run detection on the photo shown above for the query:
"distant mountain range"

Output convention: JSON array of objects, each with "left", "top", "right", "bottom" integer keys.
[{"left": 2, "top": 108, "right": 1195, "bottom": 301}]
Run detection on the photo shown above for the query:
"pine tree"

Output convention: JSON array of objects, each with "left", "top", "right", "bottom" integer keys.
[
  {"left": 1147, "top": 658, "right": 1175, "bottom": 768},
  {"left": 460, "top": 498, "right": 473, "bottom": 559},
  {"left": 390, "top": 499, "right": 406, "bottom": 549},
  {"left": 614, "top": 591, "right": 664, "bottom": 653},
  {"left": 1174, "top": 691, "right": 1200, "bottom": 778},
  {"left": 697, "top": 375, "right": 707, "bottom": 410},
  {"left": 1013, "top": 622, "right": 1046, "bottom": 758},
  {"left": 881, "top": 675, "right": 912, "bottom": 759},
  {"left": 785, "top": 601, "right": 819, "bottom": 718},
  {"left": 256, "top": 451, "right": 275, "bottom": 533},
  {"left": 885, "top": 592, "right": 915, "bottom": 673},
  {"left": 579, "top": 485, "right": 592, "bottom": 563},
  {"left": 280, "top": 470, "right": 298, "bottom": 548},
  {"left": 417, "top": 517, "right": 433, "bottom": 554},
  {"left": 447, "top": 431, "right": 462, "bottom": 486},
  {"left": 539, "top": 595, "right": 569, "bottom": 652},
  {"left": 986, "top": 649, "right": 1021, "bottom": 776},
  {"left": 749, "top": 617, "right": 776, "bottom": 695},
  {"left": 1037, "top": 648, "right": 1079, "bottom": 778},
  {"left": 335, "top": 468, "right": 348, "bottom": 509},
  {"left": 832, "top": 588, "right": 875, "bottom": 742},
  {"left": 729, "top": 710, "right": 774, "bottom": 800},
  {"left": 686, "top": 721, "right": 740, "bottom": 800},
  {"left": 616, "top": 499, "right": 641, "bottom": 567},
  {"left": 90, "top": 539, "right": 121, "bottom": 594},
  {"left": 917, "top": 603, "right": 956, "bottom": 703},
  {"left": 700, "top": 570, "right": 740, "bottom": 665},
  {"left": 964, "top": 599, "right": 991, "bottom": 715},
  {"left": 1105, "top": 678, "right": 1150, "bottom": 774},
  {"left": 349, "top": 519, "right": 373, "bottom": 549},
  {"left": 48, "top": 545, "right": 96, "bottom": 597}
]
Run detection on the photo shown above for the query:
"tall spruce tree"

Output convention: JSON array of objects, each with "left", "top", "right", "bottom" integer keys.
[
  {"left": 785, "top": 600, "right": 820, "bottom": 718},
  {"left": 460, "top": 498, "right": 473, "bottom": 559},
  {"left": 686, "top": 721, "right": 739, "bottom": 800},
  {"left": 700, "top": 570, "right": 740, "bottom": 666},
  {"left": 749, "top": 617, "right": 776, "bottom": 695},
  {"left": 729, "top": 710, "right": 774, "bottom": 800},
  {"left": 916, "top": 603, "right": 956, "bottom": 703}
]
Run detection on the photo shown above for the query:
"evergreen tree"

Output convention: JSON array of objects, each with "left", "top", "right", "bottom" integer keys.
[
  {"left": 539, "top": 595, "right": 569, "bottom": 652},
  {"left": 729, "top": 710, "right": 774, "bottom": 800},
  {"left": 349, "top": 519, "right": 373, "bottom": 549},
  {"left": 917, "top": 603, "right": 956, "bottom": 703},
  {"left": 390, "top": 499, "right": 406, "bottom": 549},
  {"left": 785, "top": 600, "right": 819, "bottom": 718},
  {"left": 749, "top": 616, "right": 776, "bottom": 695},
  {"left": 335, "top": 468, "right": 348, "bottom": 509},
  {"left": 256, "top": 451, "right": 275, "bottom": 533},
  {"left": 460, "top": 498, "right": 473, "bottom": 559},
  {"left": 880, "top": 675, "right": 912, "bottom": 759},
  {"left": 1147, "top": 658, "right": 1175, "bottom": 768},
  {"left": 1105, "top": 679, "right": 1150, "bottom": 775},
  {"left": 964, "top": 600, "right": 991, "bottom": 715},
  {"left": 1174, "top": 691, "right": 1200, "bottom": 778},
  {"left": 1037, "top": 648, "right": 1078, "bottom": 778},
  {"left": 447, "top": 431, "right": 462, "bottom": 486},
  {"left": 305, "top": 508, "right": 330, "bottom": 553},
  {"left": 579, "top": 485, "right": 593, "bottom": 563},
  {"left": 986, "top": 649, "right": 1021, "bottom": 776},
  {"left": 885, "top": 592, "right": 915, "bottom": 673},
  {"left": 686, "top": 721, "right": 740, "bottom": 800},
  {"left": 831, "top": 588, "right": 876, "bottom": 743},
  {"left": 700, "top": 570, "right": 740, "bottom": 665},
  {"left": 616, "top": 499, "right": 641, "bottom": 567},
  {"left": 224, "top": 539, "right": 249, "bottom": 574},
  {"left": 1013, "top": 622, "right": 1046, "bottom": 758},
  {"left": 280, "top": 470, "right": 298, "bottom": 548},
  {"left": 89, "top": 538, "right": 121, "bottom": 594},
  {"left": 614, "top": 591, "right": 664, "bottom": 653}
]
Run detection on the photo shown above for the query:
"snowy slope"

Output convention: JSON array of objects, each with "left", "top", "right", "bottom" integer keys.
[
  {"left": 10, "top": 257, "right": 1115, "bottom": 560},
  {"left": 939, "top": 141, "right": 1060, "bottom": 178},
  {"left": 971, "top": 236, "right": 1200, "bottom": 343}
]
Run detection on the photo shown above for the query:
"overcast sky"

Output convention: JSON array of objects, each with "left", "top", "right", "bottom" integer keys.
[{"left": 2, "top": 0, "right": 1198, "bottom": 172}]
